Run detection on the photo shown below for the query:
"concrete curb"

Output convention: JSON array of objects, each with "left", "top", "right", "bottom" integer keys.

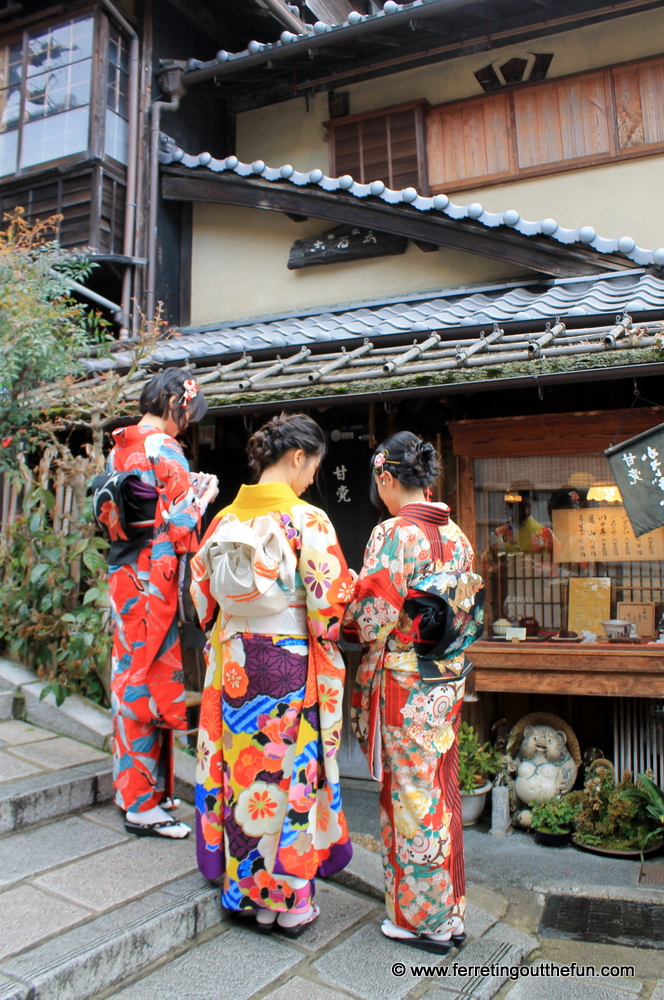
[
  {"left": 0, "top": 659, "right": 112, "bottom": 752},
  {"left": 328, "top": 841, "right": 383, "bottom": 901},
  {"left": 0, "top": 874, "right": 223, "bottom": 1000}
]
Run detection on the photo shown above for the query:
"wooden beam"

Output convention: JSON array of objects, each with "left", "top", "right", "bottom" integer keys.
[
  {"left": 448, "top": 408, "right": 664, "bottom": 458},
  {"left": 161, "top": 166, "right": 630, "bottom": 278},
  {"left": 467, "top": 640, "right": 664, "bottom": 698}
]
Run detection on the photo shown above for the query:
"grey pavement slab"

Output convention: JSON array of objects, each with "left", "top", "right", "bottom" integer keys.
[
  {"left": 108, "top": 927, "right": 301, "bottom": 1000},
  {"left": 0, "top": 660, "right": 34, "bottom": 692},
  {"left": 464, "top": 827, "right": 640, "bottom": 892},
  {"left": 0, "top": 751, "right": 43, "bottom": 783},
  {"left": 482, "top": 922, "right": 539, "bottom": 956},
  {"left": 465, "top": 903, "right": 499, "bottom": 939},
  {"left": 521, "top": 962, "right": 642, "bottom": 994},
  {"left": 314, "top": 920, "right": 444, "bottom": 1000},
  {"left": 274, "top": 881, "right": 377, "bottom": 952},
  {"left": 0, "top": 974, "right": 29, "bottom": 1000},
  {"left": 0, "top": 815, "right": 128, "bottom": 888},
  {"left": 651, "top": 982, "right": 664, "bottom": 1000},
  {"left": 263, "top": 975, "right": 351, "bottom": 1000},
  {"left": 329, "top": 840, "right": 383, "bottom": 901},
  {"left": 34, "top": 833, "right": 198, "bottom": 911},
  {"left": 503, "top": 977, "right": 643, "bottom": 1000},
  {"left": 0, "top": 878, "right": 222, "bottom": 1000},
  {"left": 5, "top": 735, "right": 107, "bottom": 770},
  {"left": 0, "top": 884, "right": 90, "bottom": 961},
  {"left": 0, "top": 720, "right": 59, "bottom": 745},
  {"left": 423, "top": 939, "right": 531, "bottom": 1000},
  {"left": 0, "top": 764, "right": 109, "bottom": 834}
]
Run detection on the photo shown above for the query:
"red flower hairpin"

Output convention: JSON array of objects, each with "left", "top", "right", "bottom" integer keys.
[
  {"left": 373, "top": 452, "right": 386, "bottom": 471},
  {"left": 181, "top": 379, "right": 199, "bottom": 408}
]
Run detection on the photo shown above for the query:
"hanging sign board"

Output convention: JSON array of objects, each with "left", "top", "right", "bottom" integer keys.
[
  {"left": 552, "top": 508, "right": 664, "bottom": 562},
  {"left": 606, "top": 421, "right": 664, "bottom": 536}
]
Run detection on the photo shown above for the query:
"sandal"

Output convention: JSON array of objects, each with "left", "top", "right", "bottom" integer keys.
[
  {"left": 124, "top": 818, "right": 190, "bottom": 839},
  {"left": 276, "top": 903, "right": 320, "bottom": 939},
  {"left": 380, "top": 919, "right": 457, "bottom": 956}
]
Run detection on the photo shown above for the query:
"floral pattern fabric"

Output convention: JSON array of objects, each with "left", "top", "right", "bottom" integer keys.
[
  {"left": 107, "top": 424, "right": 202, "bottom": 812},
  {"left": 343, "top": 502, "right": 473, "bottom": 933},
  {"left": 190, "top": 482, "right": 353, "bottom": 912}
]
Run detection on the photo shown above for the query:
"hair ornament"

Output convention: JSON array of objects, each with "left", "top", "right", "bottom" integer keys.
[
  {"left": 181, "top": 379, "right": 199, "bottom": 408},
  {"left": 373, "top": 452, "right": 386, "bottom": 471}
]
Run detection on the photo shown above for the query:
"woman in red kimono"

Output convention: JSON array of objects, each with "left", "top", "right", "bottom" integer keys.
[
  {"left": 344, "top": 432, "right": 482, "bottom": 955},
  {"left": 105, "top": 369, "right": 218, "bottom": 838}
]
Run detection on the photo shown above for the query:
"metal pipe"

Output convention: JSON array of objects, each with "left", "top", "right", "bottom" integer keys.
[
  {"left": 67, "top": 278, "right": 122, "bottom": 315},
  {"left": 98, "top": 0, "right": 139, "bottom": 338},
  {"left": 262, "top": 0, "right": 309, "bottom": 33},
  {"left": 146, "top": 96, "right": 180, "bottom": 321}
]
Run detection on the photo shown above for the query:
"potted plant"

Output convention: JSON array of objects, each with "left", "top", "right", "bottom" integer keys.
[
  {"left": 620, "top": 773, "right": 664, "bottom": 857},
  {"left": 457, "top": 722, "right": 501, "bottom": 827},
  {"left": 530, "top": 795, "right": 578, "bottom": 846},
  {"left": 570, "top": 762, "right": 662, "bottom": 857}
]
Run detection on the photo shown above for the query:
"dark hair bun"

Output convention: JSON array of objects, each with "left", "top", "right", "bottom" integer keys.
[
  {"left": 370, "top": 431, "right": 441, "bottom": 509},
  {"left": 247, "top": 412, "right": 326, "bottom": 478},
  {"left": 139, "top": 368, "right": 208, "bottom": 431}
]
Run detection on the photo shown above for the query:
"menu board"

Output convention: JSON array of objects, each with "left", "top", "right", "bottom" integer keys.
[
  {"left": 552, "top": 507, "right": 664, "bottom": 563},
  {"left": 567, "top": 577, "right": 611, "bottom": 635}
]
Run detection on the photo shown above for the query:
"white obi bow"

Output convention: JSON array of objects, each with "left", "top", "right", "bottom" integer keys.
[{"left": 200, "top": 513, "right": 297, "bottom": 617}]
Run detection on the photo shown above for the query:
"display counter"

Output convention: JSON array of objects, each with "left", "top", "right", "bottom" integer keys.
[{"left": 467, "top": 640, "right": 664, "bottom": 698}]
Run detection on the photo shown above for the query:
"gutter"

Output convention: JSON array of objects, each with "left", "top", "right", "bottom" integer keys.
[
  {"left": 146, "top": 96, "right": 181, "bottom": 322},
  {"left": 261, "top": 0, "right": 309, "bottom": 33},
  {"left": 98, "top": 0, "right": 140, "bottom": 338},
  {"left": 180, "top": 0, "right": 479, "bottom": 87}
]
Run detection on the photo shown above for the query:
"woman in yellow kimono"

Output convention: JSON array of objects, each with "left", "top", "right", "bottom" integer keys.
[{"left": 191, "top": 413, "right": 353, "bottom": 937}]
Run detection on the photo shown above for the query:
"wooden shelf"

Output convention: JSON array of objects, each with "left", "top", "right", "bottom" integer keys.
[{"left": 466, "top": 641, "right": 664, "bottom": 698}]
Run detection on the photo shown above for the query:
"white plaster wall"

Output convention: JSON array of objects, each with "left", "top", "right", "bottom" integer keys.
[{"left": 190, "top": 203, "right": 525, "bottom": 326}]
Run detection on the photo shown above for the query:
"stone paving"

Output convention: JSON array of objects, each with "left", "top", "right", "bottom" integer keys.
[{"left": 1, "top": 719, "right": 663, "bottom": 1000}]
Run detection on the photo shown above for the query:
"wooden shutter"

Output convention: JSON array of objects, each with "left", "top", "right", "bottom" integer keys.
[
  {"left": 613, "top": 60, "right": 664, "bottom": 150},
  {"left": 0, "top": 170, "right": 95, "bottom": 248},
  {"left": 327, "top": 101, "right": 428, "bottom": 192},
  {"left": 427, "top": 92, "right": 512, "bottom": 188},
  {"left": 99, "top": 171, "right": 126, "bottom": 253},
  {"left": 513, "top": 71, "right": 611, "bottom": 169}
]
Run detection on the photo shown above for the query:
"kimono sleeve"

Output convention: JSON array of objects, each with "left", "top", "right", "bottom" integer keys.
[
  {"left": 146, "top": 433, "right": 202, "bottom": 553},
  {"left": 343, "top": 520, "right": 413, "bottom": 645},
  {"left": 189, "top": 512, "right": 222, "bottom": 632},
  {"left": 297, "top": 505, "right": 353, "bottom": 644}
]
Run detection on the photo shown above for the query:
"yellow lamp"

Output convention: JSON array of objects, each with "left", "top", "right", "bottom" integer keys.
[{"left": 587, "top": 484, "right": 623, "bottom": 503}]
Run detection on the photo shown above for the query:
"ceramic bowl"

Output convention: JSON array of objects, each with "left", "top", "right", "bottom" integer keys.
[{"left": 600, "top": 619, "right": 633, "bottom": 638}]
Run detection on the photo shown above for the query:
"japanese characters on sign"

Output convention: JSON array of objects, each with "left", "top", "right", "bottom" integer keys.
[
  {"left": 552, "top": 508, "right": 664, "bottom": 562},
  {"left": 606, "top": 421, "right": 664, "bottom": 536},
  {"left": 333, "top": 464, "right": 351, "bottom": 503}
]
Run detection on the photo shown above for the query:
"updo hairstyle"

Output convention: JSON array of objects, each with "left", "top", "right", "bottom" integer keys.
[
  {"left": 370, "top": 430, "right": 441, "bottom": 510},
  {"left": 139, "top": 369, "right": 208, "bottom": 431},
  {"left": 247, "top": 412, "right": 327, "bottom": 479}
]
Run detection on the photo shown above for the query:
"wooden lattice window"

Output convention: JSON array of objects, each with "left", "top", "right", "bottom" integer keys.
[
  {"left": 326, "top": 100, "right": 429, "bottom": 193},
  {"left": 426, "top": 55, "right": 664, "bottom": 193}
]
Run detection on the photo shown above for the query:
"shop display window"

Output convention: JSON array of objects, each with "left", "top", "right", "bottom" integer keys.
[{"left": 475, "top": 454, "right": 664, "bottom": 637}]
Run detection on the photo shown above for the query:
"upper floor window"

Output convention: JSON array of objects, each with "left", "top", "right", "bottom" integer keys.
[
  {"left": 326, "top": 101, "right": 429, "bottom": 194},
  {"left": 0, "top": 11, "right": 130, "bottom": 181}
]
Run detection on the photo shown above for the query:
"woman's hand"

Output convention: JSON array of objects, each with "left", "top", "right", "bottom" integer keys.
[
  {"left": 348, "top": 568, "right": 359, "bottom": 583},
  {"left": 201, "top": 475, "right": 219, "bottom": 506}
]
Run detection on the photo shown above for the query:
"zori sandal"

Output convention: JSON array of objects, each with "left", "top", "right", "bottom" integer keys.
[
  {"left": 124, "top": 818, "right": 190, "bottom": 839},
  {"left": 276, "top": 903, "right": 320, "bottom": 939},
  {"left": 159, "top": 796, "right": 181, "bottom": 811}
]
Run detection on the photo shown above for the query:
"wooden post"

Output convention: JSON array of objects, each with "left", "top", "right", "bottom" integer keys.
[{"left": 456, "top": 453, "right": 477, "bottom": 559}]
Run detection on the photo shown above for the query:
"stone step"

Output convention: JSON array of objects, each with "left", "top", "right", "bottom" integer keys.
[
  {"left": 0, "top": 690, "right": 13, "bottom": 720},
  {"left": 0, "top": 873, "right": 222, "bottom": 1000},
  {"left": 0, "top": 760, "right": 112, "bottom": 835}
]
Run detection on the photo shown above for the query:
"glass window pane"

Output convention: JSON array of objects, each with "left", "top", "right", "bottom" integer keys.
[
  {"left": 104, "top": 106, "right": 127, "bottom": 164},
  {"left": 25, "top": 59, "right": 91, "bottom": 120},
  {"left": 0, "top": 86, "right": 21, "bottom": 131},
  {"left": 20, "top": 105, "right": 89, "bottom": 168},
  {"left": 0, "top": 127, "right": 18, "bottom": 176},
  {"left": 27, "top": 16, "right": 93, "bottom": 78},
  {"left": 0, "top": 41, "right": 23, "bottom": 90}
]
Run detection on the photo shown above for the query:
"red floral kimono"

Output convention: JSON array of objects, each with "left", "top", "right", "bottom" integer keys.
[{"left": 107, "top": 424, "right": 203, "bottom": 812}]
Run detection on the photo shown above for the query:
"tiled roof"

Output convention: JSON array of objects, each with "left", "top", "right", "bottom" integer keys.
[
  {"left": 182, "top": 1, "right": 467, "bottom": 75},
  {"left": 145, "top": 271, "right": 664, "bottom": 363},
  {"left": 158, "top": 144, "right": 664, "bottom": 270},
  {"left": 110, "top": 311, "right": 664, "bottom": 412}
]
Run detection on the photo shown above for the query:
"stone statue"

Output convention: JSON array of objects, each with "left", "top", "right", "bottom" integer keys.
[{"left": 503, "top": 722, "right": 578, "bottom": 828}]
